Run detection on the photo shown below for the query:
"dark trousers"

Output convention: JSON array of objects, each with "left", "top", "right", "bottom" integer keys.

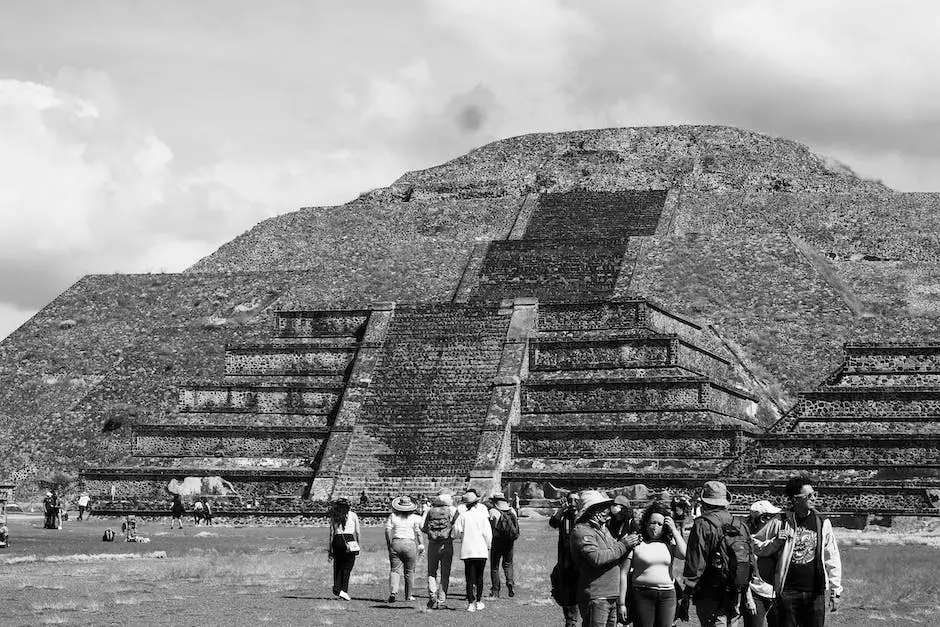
[
  {"left": 744, "top": 595, "right": 778, "bottom": 627},
  {"left": 489, "top": 537, "right": 515, "bottom": 592},
  {"left": 631, "top": 586, "right": 677, "bottom": 627},
  {"left": 427, "top": 540, "right": 453, "bottom": 599},
  {"left": 695, "top": 592, "right": 743, "bottom": 627},
  {"left": 578, "top": 597, "right": 618, "bottom": 627},
  {"left": 331, "top": 535, "right": 356, "bottom": 595},
  {"left": 78, "top": 506, "right": 87, "bottom": 520},
  {"left": 464, "top": 558, "right": 486, "bottom": 603},
  {"left": 776, "top": 590, "right": 825, "bottom": 627}
]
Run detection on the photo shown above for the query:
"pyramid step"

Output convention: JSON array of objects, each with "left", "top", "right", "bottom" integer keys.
[
  {"left": 144, "top": 412, "right": 331, "bottom": 428},
  {"left": 178, "top": 383, "right": 343, "bottom": 414},
  {"left": 754, "top": 434, "right": 940, "bottom": 468},
  {"left": 518, "top": 410, "right": 756, "bottom": 429},
  {"left": 274, "top": 309, "right": 370, "bottom": 339},
  {"left": 225, "top": 343, "right": 357, "bottom": 377},
  {"left": 844, "top": 343, "right": 940, "bottom": 372},
  {"left": 799, "top": 388, "right": 940, "bottom": 417},
  {"left": 132, "top": 423, "right": 328, "bottom": 458}
]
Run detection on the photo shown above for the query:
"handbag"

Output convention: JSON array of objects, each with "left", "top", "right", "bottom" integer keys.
[{"left": 343, "top": 535, "right": 361, "bottom": 555}]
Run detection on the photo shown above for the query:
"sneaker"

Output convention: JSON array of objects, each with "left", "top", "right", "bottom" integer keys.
[
  {"left": 466, "top": 603, "right": 476, "bottom": 612},
  {"left": 427, "top": 599, "right": 437, "bottom": 610},
  {"left": 387, "top": 594, "right": 396, "bottom": 603},
  {"left": 487, "top": 589, "right": 500, "bottom": 598},
  {"left": 507, "top": 584, "right": 515, "bottom": 597},
  {"left": 475, "top": 601, "right": 486, "bottom": 611},
  {"left": 338, "top": 591, "right": 351, "bottom": 601},
  {"left": 406, "top": 596, "right": 416, "bottom": 601}
]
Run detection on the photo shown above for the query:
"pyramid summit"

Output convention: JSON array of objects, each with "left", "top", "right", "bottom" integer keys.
[{"left": 2, "top": 125, "right": 939, "bottom": 516}]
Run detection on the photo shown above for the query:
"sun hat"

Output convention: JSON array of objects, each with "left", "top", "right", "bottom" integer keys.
[
  {"left": 700, "top": 481, "right": 730, "bottom": 507},
  {"left": 463, "top": 488, "right": 480, "bottom": 505},
  {"left": 492, "top": 494, "right": 511, "bottom": 511},
  {"left": 576, "top": 490, "right": 613, "bottom": 521},
  {"left": 749, "top": 500, "right": 782, "bottom": 516},
  {"left": 391, "top": 495, "right": 417, "bottom": 513},
  {"left": 432, "top": 493, "right": 453, "bottom": 507}
]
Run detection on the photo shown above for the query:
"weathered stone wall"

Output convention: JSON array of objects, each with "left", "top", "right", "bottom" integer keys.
[
  {"left": 523, "top": 190, "right": 666, "bottom": 240},
  {"left": 177, "top": 384, "right": 342, "bottom": 414}
]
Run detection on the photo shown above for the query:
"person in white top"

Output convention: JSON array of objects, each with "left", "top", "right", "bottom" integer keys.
[
  {"left": 385, "top": 495, "right": 424, "bottom": 603},
  {"left": 619, "top": 501, "right": 687, "bottom": 627},
  {"left": 453, "top": 488, "right": 493, "bottom": 612},
  {"left": 328, "top": 497, "right": 361, "bottom": 601},
  {"left": 77, "top": 493, "right": 91, "bottom": 521}
]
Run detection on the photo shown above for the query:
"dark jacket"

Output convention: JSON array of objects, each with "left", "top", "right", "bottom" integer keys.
[
  {"left": 570, "top": 520, "right": 632, "bottom": 600},
  {"left": 171, "top": 499, "right": 185, "bottom": 517},
  {"left": 550, "top": 506, "right": 578, "bottom": 569},
  {"left": 683, "top": 508, "right": 733, "bottom": 593}
]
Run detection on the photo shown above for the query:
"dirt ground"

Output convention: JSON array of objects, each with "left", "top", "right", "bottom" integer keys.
[{"left": 2, "top": 512, "right": 938, "bottom": 626}]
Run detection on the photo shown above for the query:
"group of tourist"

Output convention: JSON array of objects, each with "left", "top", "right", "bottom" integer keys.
[
  {"left": 168, "top": 493, "right": 213, "bottom": 529},
  {"left": 552, "top": 474, "right": 842, "bottom": 627},
  {"left": 327, "top": 487, "right": 520, "bottom": 612}
]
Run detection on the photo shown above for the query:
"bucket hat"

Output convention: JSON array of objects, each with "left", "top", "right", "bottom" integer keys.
[
  {"left": 391, "top": 495, "right": 417, "bottom": 513},
  {"left": 492, "top": 494, "right": 511, "bottom": 511},
  {"left": 576, "top": 489, "right": 613, "bottom": 521},
  {"left": 463, "top": 488, "right": 480, "bottom": 505},
  {"left": 749, "top": 500, "right": 781, "bottom": 516},
  {"left": 700, "top": 481, "right": 730, "bottom": 507}
]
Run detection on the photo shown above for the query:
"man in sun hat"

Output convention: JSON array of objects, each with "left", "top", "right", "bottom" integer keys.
[
  {"left": 385, "top": 495, "right": 424, "bottom": 603},
  {"left": 487, "top": 493, "right": 519, "bottom": 598},
  {"left": 683, "top": 480, "right": 746, "bottom": 626},
  {"left": 570, "top": 489, "right": 640, "bottom": 626}
]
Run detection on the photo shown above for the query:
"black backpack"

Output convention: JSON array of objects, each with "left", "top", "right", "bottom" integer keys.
[
  {"left": 102, "top": 528, "right": 115, "bottom": 542},
  {"left": 702, "top": 512, "right": 753, "bottom": 589},
  {"left": 494, "top": 510, "right": 520, "bottom": 540}
]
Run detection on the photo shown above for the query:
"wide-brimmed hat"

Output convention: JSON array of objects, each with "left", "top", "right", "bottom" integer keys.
[
  {"left": 391, "top": 495, "right": 417, "bottom": 512},
  {"left": 701, "top": 481, "right": 730, "bottom": 507},
  {"left": 463, "top": 488, "right": 480, "bottom": 505},
  {"left": 749, "top": 500, "right": 782, "bottom": 516},
  {"left": 432, "top": 493, "right": 454, "bottom": 507},
  {"left": 492, "top": 494, "right": 511, "bottom": 511},
  {"left": 576, "top": 490, "right": 613, "bottom": 521}
]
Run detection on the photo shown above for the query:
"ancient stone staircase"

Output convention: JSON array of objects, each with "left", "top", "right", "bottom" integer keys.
[
  {"left": 82, "top": 309, "right": 371, "bottom": 514},
  {"left": 504, "top": 299, "right": 760, "bottom": 486},
  {"left": 734, "top": 343, "right": 940, "bottom": 514}
]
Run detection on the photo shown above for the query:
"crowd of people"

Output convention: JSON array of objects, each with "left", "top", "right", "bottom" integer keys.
[
  {"left": 327, "top": 487, "right": 520, "bottom": 612},
  {"left": 168, "top": 494, "right": 214, "bottom": 529},
  {"left": 552, "top": 475, "right": 842, "bottom": 627}
]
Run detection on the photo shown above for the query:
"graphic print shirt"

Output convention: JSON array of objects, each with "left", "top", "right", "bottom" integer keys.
[{"left": 785, "top": 513, "right": 821, "bottom": 592}]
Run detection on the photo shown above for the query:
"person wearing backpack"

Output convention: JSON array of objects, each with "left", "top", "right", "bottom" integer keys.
[
  {"left": 421, "top": 490, "right": 457, "bottom": 609},
  {"left": 683, "top": 481, "right": 756, "bottom": 626},
  {"left": 752, "top": 475, "right": 842, "bottom": 627},
  {"left": 487, "top": 493, "right": 519, "bottom": 598}
]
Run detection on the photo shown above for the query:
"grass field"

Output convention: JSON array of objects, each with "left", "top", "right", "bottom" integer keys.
[{"left": 2, "top": 513, "right": 938, "bottom": 626}]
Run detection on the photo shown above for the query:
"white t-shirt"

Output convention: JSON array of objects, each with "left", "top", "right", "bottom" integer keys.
[
  {"left": 77, "top": 495, "right": 90, "bottom": 507},
  {"left": 628, "top": 541, "right": 675, "bottom": 590},
  {"left": 386, "top": 513, "right": 423, "bottom": 540}
]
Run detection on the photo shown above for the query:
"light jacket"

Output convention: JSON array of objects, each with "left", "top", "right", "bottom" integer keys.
[
  {"left": 454, "top": 502, "right": 492, "bottom": 559},
  {"left": 752, "top": 509, "right": 842, "bottom": 597}
]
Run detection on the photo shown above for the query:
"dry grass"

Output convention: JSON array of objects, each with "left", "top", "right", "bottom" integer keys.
[{"left": 0, "top": 516, "right": 937, "bottom": 626}]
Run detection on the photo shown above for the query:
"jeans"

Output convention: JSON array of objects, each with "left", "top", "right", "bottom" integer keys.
[
  {"left": 776, "top": 589, "right": 825, "bottom": 627},
  {"left": 464, "top": 558, "right": 487, "bottom": 603},
  {"left": 78, "top": 506, "right": 87, "bottom": 521},
  {"left": 427, "top": 540, "right": 453, "bottom": 602},
  {"left": 562, "top": 604, "right": 580, "bottom": 627},
  {"left": 489, "top": 537, "right": 515, "bottom": 592},
  {"left": 388, "top": 538, "right": 417, "bottom": 597},
  {"left": 578, "top": 597, "right": 618, "bottom": 627},
  {"left": 631, "top": 586, "right": 677, "bottom": 627},
  {"left": 695, "top": 591, "right": 743, "bottom": 627},
  {"left": 744, "top": 595, "right": 778, "bottom": 627},
  {"left": 331, "top": 535, "right": 356, "bottom": 595}
]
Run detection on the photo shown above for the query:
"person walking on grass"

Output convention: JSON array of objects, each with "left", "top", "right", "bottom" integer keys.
[
  {"left": 488, "top": 493, "right": 519, "bottom": 598},
  {"left": 170, "top": 494, "right": 185, "bottom": 530},
  {"left": 77, "top": 492, "right": 90, "bottom": 521},
  {"left": 570, "top": 489, "right": 641, "bottom": 627},
  {"left": 422, "top": 489, "right": 457, "bottom": 609},
  {"left": 550, "top": 491, "right": 581, "bottom": 627},
  {"left": 328, "top": 497, "right": 360, "bottom": 601},
  {"left": 385, "top": 495, "right": 424, "bottom": 603},
  {"left": 202, "top": 498, "right": 213, "bottom": 525},
  {"left": 193, "top": 499, "right": 204, "bottom": 525},
  {"left": 618, "top": 501, "right": 687, "bottom": 627},
  {"left": 453, "top": 488, "right": 492, "bottom": 612},
  {"left": 752, "top": 476, "right": 842, "bottom": 627}
]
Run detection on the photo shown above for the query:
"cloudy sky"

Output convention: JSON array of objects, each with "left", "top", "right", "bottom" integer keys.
[{"left": 1, "top": 0, "right": 938, "bottom": 340}]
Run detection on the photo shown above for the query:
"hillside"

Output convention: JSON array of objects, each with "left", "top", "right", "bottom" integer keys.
[{"left": 2, "top": 124, "right": 938, "bottom": 491}]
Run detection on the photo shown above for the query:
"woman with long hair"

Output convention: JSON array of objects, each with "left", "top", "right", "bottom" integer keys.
[
  {"left": 618, "top": 500, "right": 687, "bottom": 627},
  {"left": 384, "top": 495, "right": 424, "bottom": 603},
  {"left": 328, "top": 497, "right": 360, "bottom": 601}
]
